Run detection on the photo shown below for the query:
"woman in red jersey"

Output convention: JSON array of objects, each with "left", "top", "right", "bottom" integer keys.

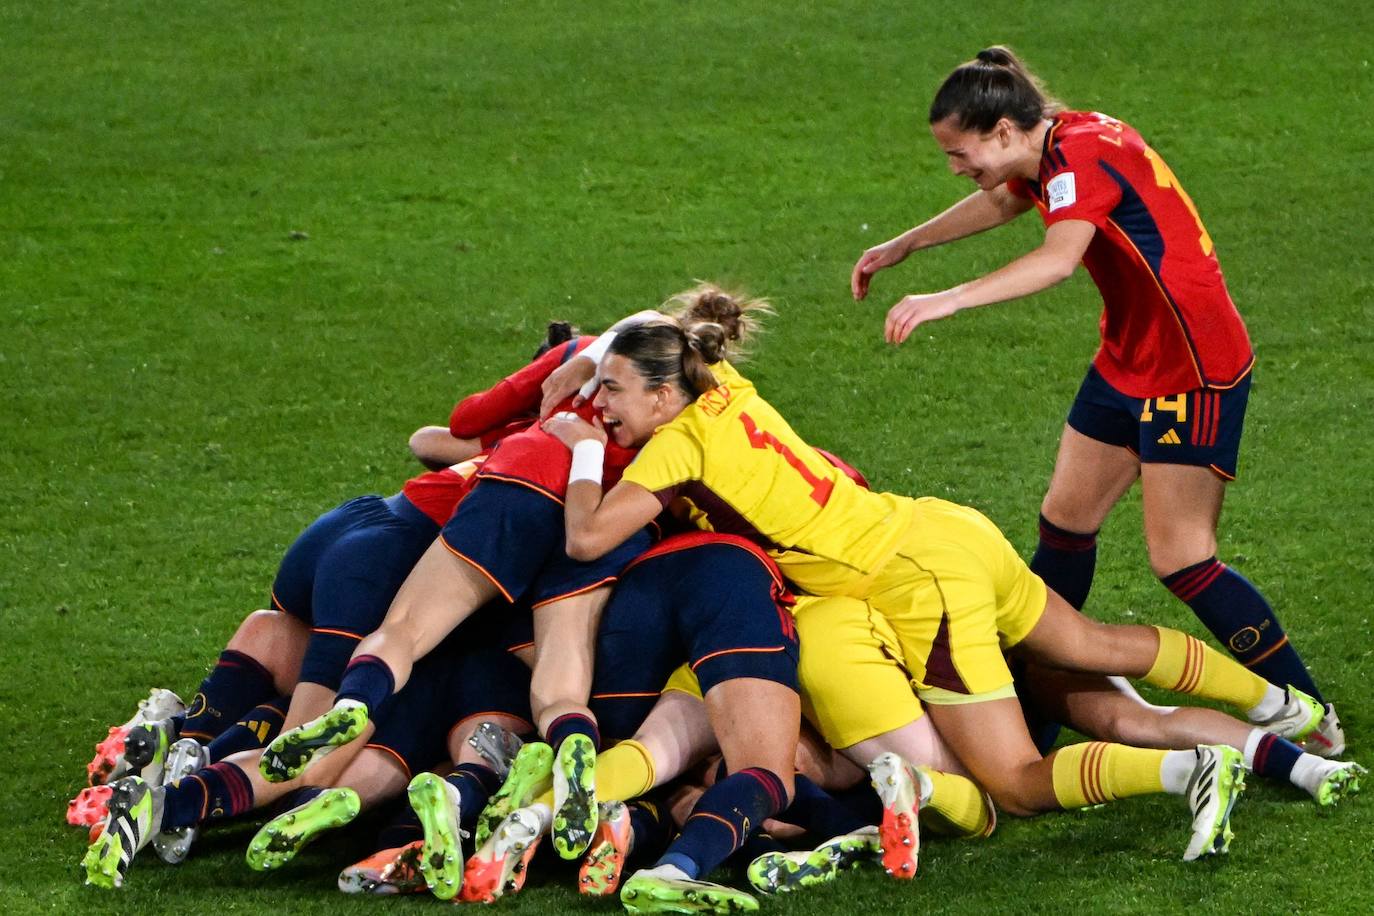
[{"left": 851, "top": 46, "right": 1342, "bottom": 755}]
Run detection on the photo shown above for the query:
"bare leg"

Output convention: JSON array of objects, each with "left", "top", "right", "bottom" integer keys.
[
  {"left": 633, "top": 691, "right": 716, "bottom": 788},
  {"left": 530, "top": 587, "right": 610, "bottom": 735},
  {"left": 345, "top": 540, "right": 499, "bottom": 698},
  {"left": 706, "top": 678, "right": 800, "bottom": 800},
  {"left": 1040, "top": 426, "right": 1140, "bottom": 533}
]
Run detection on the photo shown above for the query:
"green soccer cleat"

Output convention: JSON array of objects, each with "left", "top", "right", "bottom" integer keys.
[
  {"left": 621, "top": 866, "right": 759, "bottom": 914},
  {"left": 1183, "top": 744, "right": 1245, "bottom": 861},
  {"left": 746, "top": 827, "right": 881, "bottom": 895},
  {"left": 473, "top": 741, "right": 553, "bottom": 848},
  {"left": 1253, "top": 687, "right": 1326, "bottom": 743},
  {"left": 407, "top": 772, "right": 465, "bottom": 899},
  {"left": 1311, "top": 760, "right": 1365, "bottom": 807},
  {"left": 259, "top": 702, "right": 369, "bottom": 783},
  {"left": 245, "top": 787, "right": 360, "bottom": 871},
  {"left": 82, "top": 776, "right": 160, "bottom": 889},
  {"left": 552, "top": 733, "right": 598, "bottom": 859},
  {"left": 579, "top": 801, "right": 632, "bottom": 897}
]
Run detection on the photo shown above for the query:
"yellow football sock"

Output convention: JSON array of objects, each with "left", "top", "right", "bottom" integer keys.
[
  {"left": 532, "top": 739, "right": 657, "bottom": 809},
  {"left": 1144, "top": 626, "right": 1267, "bottom": 710},
  {"left": 918, "top": 767, "right": 994, "bottom": 838},
  {"left": 1051, "top": 741, "right": 1167, "bottom": 809}
]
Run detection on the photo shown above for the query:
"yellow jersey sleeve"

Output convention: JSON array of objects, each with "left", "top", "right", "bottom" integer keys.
[{"left": 620, "top": 425, "right": 705, "bottom": 505}]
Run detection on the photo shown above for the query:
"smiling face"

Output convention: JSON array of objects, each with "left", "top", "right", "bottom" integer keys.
[
  {"left": 593, "top": 353, "right": 693, "bottom": 448},
  {"left": 930, "top": 115, "right": 1042, "bottom": 190}
]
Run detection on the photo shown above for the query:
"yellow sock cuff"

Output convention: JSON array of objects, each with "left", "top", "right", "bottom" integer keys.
[
  {"left": 1052, "top": 742, "right": 1166, "bottom": 810},
  {"left": 918, "top": 767, "right": 992, "bottom": 838},
  {"left": 1144, "top": 626, "right": 1195, "bottom": 692},
  {"left": 594, "top": 739, "right": 656, "bottom": 803}
]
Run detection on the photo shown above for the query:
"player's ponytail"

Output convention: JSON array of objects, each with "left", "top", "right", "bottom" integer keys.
[
  {"left": 929, "top": 45, "right": 1062, "bottom": 132},
  {"left": 609, "top": 282, "right": 772, "bottom": 401}
]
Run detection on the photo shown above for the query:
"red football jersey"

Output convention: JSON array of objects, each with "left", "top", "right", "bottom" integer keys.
[
  {"left": 450, "top": 337, "right": 594, "bottom": 442},
  {"left": 476, "top": 397, "right": 638, "bottom": 501},
  {"left": 1007, "top": 111, "right": 1253, "bottom": 396},
  {"left": 401, "top": 457, "right": 487, "bottom": 526}
]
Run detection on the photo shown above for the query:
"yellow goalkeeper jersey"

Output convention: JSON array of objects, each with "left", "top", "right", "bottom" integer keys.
[{"left": 619, "top": 361, "right": 913, "bottom": 595}]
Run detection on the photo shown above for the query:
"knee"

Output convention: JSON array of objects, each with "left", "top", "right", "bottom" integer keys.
[
  {"left": 227, "top": 609, "right": 302, "bottom": 657},
  {"left": 1146, "top": 538, "right": 1217, "bottom": 580},
  {"left": 1040, "top": 494, "right": 1104, "bottom": 537}
]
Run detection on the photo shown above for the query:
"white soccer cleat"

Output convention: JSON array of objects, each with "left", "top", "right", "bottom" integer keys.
[
  {"left": 1182, "top": 744, "right": 1245, "bottom": 861},
  {"left": 866, "top": 752, "right": 922, "bottom": 879},
  {"left": 1252, "top": 687, "right": 1325, "bottom": 742},
  {"left": 151, "top": 737, "right": 209, "bottom": 864},
  {"left": 1302, "top": 703, "right": 1347, "bottom": 759}
]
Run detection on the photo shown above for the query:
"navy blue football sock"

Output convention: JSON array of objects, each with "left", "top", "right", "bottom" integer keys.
[
  {"left": 280, "top": 786, "right": 325, "bottom": 810},
  {"left": 207, "top": 695, "right": 290, "bottom": 762},
  {"left": 1161, "top": 558, "right": 1323, "bottom": 703},
  {"left": 375, "top": 804, "right": 424, "bottom": 852},
  {"left": 336, "top": 655, "right": 397, "bottom": 715},
  {"left": 181, "top": 649, "right": 277, "bottom": 742},
  {"left": 833, "top": 778, "right": 885, "bottom": 828},
  {"left": 546, "top": 712, "right": 601, "bottom": 751},
  {"left": 446, "top": 763, "right": 501, "bottom": 831},
  {"left": 1250, "top": 732, "right": 1302, "bottom": 784},
  {"left": 1030, "top": 514, "right": 1098, "bottom": 611},
  {"left": 778, "top": 774, "right": 871, "bottom": 838},
  {"left": 160, "top": 761, "right": 255, "bottom": 830},
  {"left": 736, "top": 831, "right": 787, "bottom": 863},
  {"left": 626, "top": 795, "right": 673, "bottom": 863},
  {"left": 656, "top": 767, "right": 788, "bottom": 879}
]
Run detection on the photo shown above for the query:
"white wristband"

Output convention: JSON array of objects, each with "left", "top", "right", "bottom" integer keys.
[
  {"left": 569, "top": 439, "right": 605, "bottom": 486},
  {"left": 580, "top": 330, "right": 617, "bottom": 365}
]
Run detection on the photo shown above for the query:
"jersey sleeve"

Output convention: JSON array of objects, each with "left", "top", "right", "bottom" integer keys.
[
  {"left": 449, "top": 338, "right": 592, "bottom": 438},
  {"left": 1041, "top": 133, "right": 1121, "bottom": 230},
  {"left": 618, "top": 425, "right": 704, "bottom": 506}
]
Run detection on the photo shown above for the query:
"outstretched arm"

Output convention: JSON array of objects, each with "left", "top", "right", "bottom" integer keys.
[
  {"left": 884, "top": 218, "right": 1096, "bottom": 344},
  {"left": 852, "top": 186, "right": 1033, "bottom": 299}
]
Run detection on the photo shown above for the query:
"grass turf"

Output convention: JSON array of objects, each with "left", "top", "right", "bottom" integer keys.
[{"left": 2, "top": 1, "right": 1371, "bottom": 912}]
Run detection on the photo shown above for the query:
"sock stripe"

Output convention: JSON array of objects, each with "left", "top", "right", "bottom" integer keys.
[
  {"left": 1165, "top": 559, "right": 1224, "bottom": 600},
  {"left": 1242, "top": 634, "right": 1290, "bottom": 668},
  {"left": 739, "top": 767, "right": 786, "bottom": 811},
  {"left": 687, "top": 811, "right": 739, "bottom": 848},
  {"left": 1254, "top": 733, "right": 1275, "bottom": 773},
  {"left": 1037, "top": 516, "right": 1097, "bottom": 552}
]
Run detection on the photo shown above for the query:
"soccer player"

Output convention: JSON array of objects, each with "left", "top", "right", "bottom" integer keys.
[
  {"left": 849, "top": 46, "right": 1343, "bottom": 755},
  {"left": 539, "top": 291, "right": 1326, "bottom": 882}
]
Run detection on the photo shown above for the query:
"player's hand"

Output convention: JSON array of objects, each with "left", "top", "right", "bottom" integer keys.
[
  {"left": 885, "top": 292, "right": 959, "bottom": 344},
  {"left": 851, "top": 237, "right": 911, "bottom": 300},
  {"left": 542, "top": 412, "right": 607, "bottom": 449},
  {"left": 540, "top": 356, "right": 599, "bottom": 418}
]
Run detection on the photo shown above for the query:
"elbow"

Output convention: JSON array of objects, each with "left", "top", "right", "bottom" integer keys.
[
  {"left": 565, "top": 533, "right": 606, "bottom": 563},
  {"left": 1047, "top": 255, "right": 1079, "bottom": 284}
]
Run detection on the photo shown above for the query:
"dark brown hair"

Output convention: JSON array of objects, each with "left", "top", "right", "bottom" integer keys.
[
  {"left": 928, "top": 45, "right": 1062, "bottom": 133},
  {"left": 531, "top": 320, "right": 577, "bottom": 360},
  {"left": 609, "top": 283, "right": 771, "bottom": 399}
]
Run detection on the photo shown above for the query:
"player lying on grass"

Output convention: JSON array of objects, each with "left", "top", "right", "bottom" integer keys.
[
  {"left": 850, "top": 45, "right": 1344, "bottom": 757},
  {"left": 83, "top": 605, "right": 534, "bottom": 889},
  {"left": 745, "top": 594, "right": 1364, "bottom": 895},
  {"left": 538, "top": 294, "right": 1330, "bottom": 870}
]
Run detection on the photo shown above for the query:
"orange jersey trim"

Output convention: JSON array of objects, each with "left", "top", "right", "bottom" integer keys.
[{"left": 440, "top": 537, "right": 515, "bottom": 603}]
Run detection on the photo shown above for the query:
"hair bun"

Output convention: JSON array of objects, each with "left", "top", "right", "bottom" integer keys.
[
  {"left": 976, "top": 46, "right": 1013, "bottom": 66},
  {"left": 684, "top": 321, "right": 728, "bottom": 365}
]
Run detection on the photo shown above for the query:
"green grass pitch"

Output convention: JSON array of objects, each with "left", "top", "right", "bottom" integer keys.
[{"left": 3, "top": 1, "right": 1371, "bottom": 912}]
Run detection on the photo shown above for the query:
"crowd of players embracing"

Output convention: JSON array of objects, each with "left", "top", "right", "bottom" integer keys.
[
  {"left": 71, "top": 290, "right": 1360, "bottom": 914},
  {"left": 68, "top": 41, "right": 1369, "bottom": 916}
]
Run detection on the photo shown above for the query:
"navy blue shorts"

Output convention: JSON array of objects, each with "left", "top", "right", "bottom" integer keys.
[
  {"left": 589, "top": 541, "right": 799, "bottom": 743},
  {"left": 271, "top": 493, "right": 439, "bottom": 689},
  {"left": 367, "top": 603, "right": 534, "bottom": 779},
  {"left": 439, "top": 479, "right": 652, "bottom": 607},
  {"left": 1066, "top": 365, "right": 1252, "bottom": 480}
]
